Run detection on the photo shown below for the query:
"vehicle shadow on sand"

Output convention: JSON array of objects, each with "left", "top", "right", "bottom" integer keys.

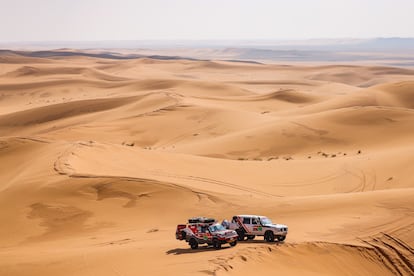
[
  {"left": 238, "top": 239, "right": 285, "bottom": 246},
  {"left": 239, "top": 239, "right": 285, "bottom": 245},
  {"left": 166, "top": 245, "right": 232, "bottom": 255},
  {"left": 166, "top": 241, "right": 284, "bottom": 255}
]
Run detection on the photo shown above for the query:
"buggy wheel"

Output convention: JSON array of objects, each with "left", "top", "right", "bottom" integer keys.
[
  {"left": 213, "top": 239, "right": 222, "bottom": 249},
  {"left": 264, "top": 231, "right": 274, "bottom": 242},
  {"left": 189, "top": 238, "right": 198, "bottom": 249},
  {"left": 236, "top": 229, "right": 245, "bottom": 241},
  {"left": 247, "top": 235, "right": 255, "bottom": 240},
  {"left": 230, "top": 240, "right": 237, "bottom": 247},
  {"left": 277, "top": 235, "right": 286, "bottom": 242}
]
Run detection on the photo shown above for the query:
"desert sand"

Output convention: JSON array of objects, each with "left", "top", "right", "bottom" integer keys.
[{"left": 0, "top": 50, "right": 413, "bottom": 275}]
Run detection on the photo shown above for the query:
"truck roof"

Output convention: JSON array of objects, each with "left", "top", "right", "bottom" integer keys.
[{"left": 236, "top": 215, "right": 268, "bottom": 218}]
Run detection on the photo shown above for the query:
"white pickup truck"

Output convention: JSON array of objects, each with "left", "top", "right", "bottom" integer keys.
[{"left": 223, "top": 215, "right": 288, "bottom": 242}]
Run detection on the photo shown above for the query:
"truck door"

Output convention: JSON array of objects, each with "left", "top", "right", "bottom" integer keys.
[
  {"left": 251, "top": 217, "right": 263, "bottom": 234},
  {"left": 242, "top": 217, "right": 253, "bottom": 233}
]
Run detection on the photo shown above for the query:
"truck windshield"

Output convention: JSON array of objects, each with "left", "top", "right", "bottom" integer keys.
[
  {"left": 209, "top": 224, "right": 225, "bottom": 232},
  {"left": 260, "top": 217, "right": 273, "bottom": 225}
]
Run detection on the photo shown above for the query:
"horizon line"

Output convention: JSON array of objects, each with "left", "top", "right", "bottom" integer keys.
[{"left": 1, "top": 37, "right": 414, "bottom": 43}]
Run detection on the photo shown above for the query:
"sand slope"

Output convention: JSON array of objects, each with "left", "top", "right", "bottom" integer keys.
[{"left": 0, "top": 52, "right": 413, "bottom": 276}]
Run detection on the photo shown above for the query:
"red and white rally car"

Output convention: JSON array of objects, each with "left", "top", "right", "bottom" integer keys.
[{"left": 176, "top": 217, "right": 238, "bottom": 249}]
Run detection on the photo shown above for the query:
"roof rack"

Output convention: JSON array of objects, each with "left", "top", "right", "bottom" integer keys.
[{"left": 188, "top": 217, "right": 216, "bottom": 224}]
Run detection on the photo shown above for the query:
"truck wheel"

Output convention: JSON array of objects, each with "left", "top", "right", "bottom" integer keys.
[
  {"left": 236, "top": 229, "right": 245, "bottom": 241},
  {"left": 213, "top": 239, "right": 222, "bottom": 249},
  {"left": 189, "top": 238, "right": 198, "bottom": 249},
  {"left": 277, "top": 235, "right": 286, "bottom": 242},
  {"left": 265, "top": 231, "right": 274, "bottom": 242},
  {"left": 247, "top": 235, "right": 255, "bottom": 240},
  {"left": 230, "top": 240, "right": 237, "bottom": 247}
]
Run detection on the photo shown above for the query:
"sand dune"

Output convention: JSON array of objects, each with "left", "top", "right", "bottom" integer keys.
[
  {"left": 0, "top": 96, "right": 140, "bottom": 127},
  {"left": 0, "top": 51, "right": 413, "bottom": 275},
  {"left": 374, "top": 81, "right": 414, "bottom": 108},
  {"left": 2, "top": 65, "right": 130, "bottom": 82},
  {"left": 307, "top": 65, "right": 414, "bottom": 87}
]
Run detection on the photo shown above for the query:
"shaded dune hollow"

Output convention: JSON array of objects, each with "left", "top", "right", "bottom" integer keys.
[{"left": 0, "top": 50, "right": 413, "bottom": 276}]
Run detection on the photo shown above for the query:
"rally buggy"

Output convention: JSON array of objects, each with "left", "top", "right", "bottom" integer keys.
[
  {"left": 223, "top": 215, "right": 288, "bottom": 242},
  {"left": 176, "top": 217, "right": 239, "bottom": 249}
]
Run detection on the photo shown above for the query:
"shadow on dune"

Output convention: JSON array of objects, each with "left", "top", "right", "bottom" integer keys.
[
  {"left": 166, "top": 245, "right": 232, "bottom": 255},
  {"left": 238, "top": 239, "right": 285, "bottom": 245}
]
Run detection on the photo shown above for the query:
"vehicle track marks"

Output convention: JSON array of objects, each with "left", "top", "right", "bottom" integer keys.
[{"left": 361, "top": 233, "right": 414, "bottom": 276}]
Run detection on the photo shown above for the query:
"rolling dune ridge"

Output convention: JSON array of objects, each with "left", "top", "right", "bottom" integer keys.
[{"left": 0, "top": 51, "right": 413, "bottom": 275}]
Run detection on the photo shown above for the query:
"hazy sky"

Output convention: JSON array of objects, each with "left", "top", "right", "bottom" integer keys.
[{"left": 1, "top": 0, "right": 413, "bottom": 41}]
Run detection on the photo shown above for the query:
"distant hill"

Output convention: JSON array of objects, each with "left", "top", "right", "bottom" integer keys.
[
  {"left": 355, "top": 37, "right": 414, "bottom": 51},
  {"left": 0, "top": 49, "right": 198, "bottom": 61},
  {"left": 1, "top": 38, "right": 413, "bottom": 65},
  {"left": 1, "top": 38, "right": 414, "bottom": 52}
]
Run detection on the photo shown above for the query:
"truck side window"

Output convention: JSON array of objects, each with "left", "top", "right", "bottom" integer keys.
[
  {"left": 252, "top": 218, "right": 258, "bottom": 224},
  {"left": 243, "top": 217, "right": 251, "bottom": 224}
]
